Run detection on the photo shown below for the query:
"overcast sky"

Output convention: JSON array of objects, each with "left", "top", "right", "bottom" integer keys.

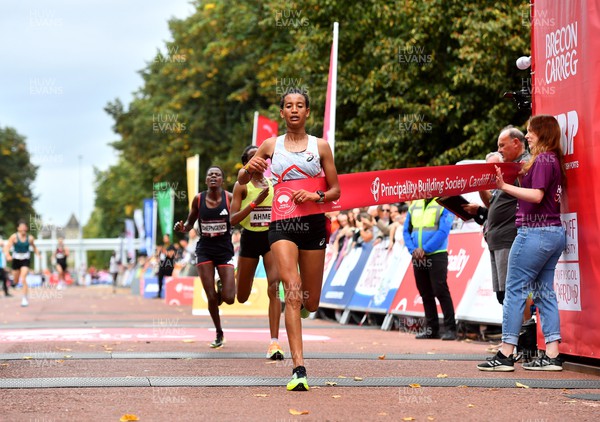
[{"left": 0, "top": 0, "right": 195, "bottom": 230}]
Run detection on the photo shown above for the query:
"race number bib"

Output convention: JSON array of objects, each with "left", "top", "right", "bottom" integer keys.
[
  {"left": 250, "top": 207, "right": 271, "bottom": 227},
  {"left": 13, "top": 252, "right": 31, "bottom": 260},
  {"left": 201, "top": 221, "right": 227, "bottom": 237}
]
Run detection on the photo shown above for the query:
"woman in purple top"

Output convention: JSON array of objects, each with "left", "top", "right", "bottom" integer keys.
[{"left": 478, "top": 115, "right": 567, "bottom": 372}]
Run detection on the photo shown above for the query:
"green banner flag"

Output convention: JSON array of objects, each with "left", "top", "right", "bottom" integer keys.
[{"left": 153, "top": 182, "right": 174, "bottom": 239}]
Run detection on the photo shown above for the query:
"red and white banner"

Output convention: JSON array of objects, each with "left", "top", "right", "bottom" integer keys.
[
  {"left": 271, "top": 163, "right": 520, "bottom": 221},
  {"left": 253, "top": 113, "right": 278, "bottom": 148},
  {"left": 165, "top": 276, "right": 196, "bottom": 306},
  {"left": 454, "top": 237, "right": 503, "bottom": 324},
  {"left": 389, "top": 231, "right": 487, "bottom": 317},
  {"left": 532, "top": 0, "right": 600, "bottom": 358}
]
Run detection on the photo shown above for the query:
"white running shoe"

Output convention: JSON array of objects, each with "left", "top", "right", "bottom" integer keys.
[{"left": 21, "top": 296, "right": 29, "bottom": 307}]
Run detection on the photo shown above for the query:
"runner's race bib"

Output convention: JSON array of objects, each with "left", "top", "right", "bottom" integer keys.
[
  {"left": 250, "top": 207, "right": 271, "bottom": 227},
  {"left": 13, "top": 252, "right": 31, "bottom": 260},
  {"left": 201, "top": 221, "right": 227, "bottom": 237}
]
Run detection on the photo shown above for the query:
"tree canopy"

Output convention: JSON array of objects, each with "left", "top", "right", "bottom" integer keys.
[
  {"left": 0, "top": 126, "right": 37, "bottom": 236},
  {"left": 89, "top": 0, "right": 531, "bottom": 239}
]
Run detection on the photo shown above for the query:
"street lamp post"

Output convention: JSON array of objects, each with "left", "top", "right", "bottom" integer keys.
[{"left": 78, "top": 154, "right": 83, "bottom": 285}]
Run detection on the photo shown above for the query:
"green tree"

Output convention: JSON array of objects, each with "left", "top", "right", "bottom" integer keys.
[
  {"left": 89, "top": 0, "right": 531, "bottom": 239},
  {"left": 0, "top": 126, "right": 38, "bottom": 236}
]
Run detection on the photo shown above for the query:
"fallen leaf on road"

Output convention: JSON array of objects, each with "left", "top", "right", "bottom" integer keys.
[
  {"left": 377, "top": 412, "right": 388, "bottom": 416},
  {"left": 265, "top": 361, "right": 277, "bottom": 365},
  {"left": 378, "top": 355, "right": 386, "bottom": 360},
  {"left": 402, "top": 417, "right": 415, "bottom": 421},
  {"left": 119, "top": 414, "right": 139, "bottom": 422},
  {"left": 332, "top": 395, "right": 341, "bottom": 399},
  {"left": 325, "top": 381, "right": 337, "bottom": 386},
  {"left": 426, "top": 352, "right": 435, "bottom": 355},
  {"left": 182, "top": 339, "right": 195, "bottom": 343},
  {"left": 564, "top": 400, "right": 577, "bottom": 403},
  {"left": 409, "top": 384, "right": 421, "bottom": 388},
  {"left": 457, "top": 385, "right": 468, "bottom": 388},
  {"left": 436, "top": 374, "right": 448, "bottom": 378},
  {"left": 254, "top": 394, "right": 268, "bottom": 397},
  {"left": 0, "top": 363, "right": 9, "bottom": 367},
  {"left": 55, "top": 360, "right": 64, "bottom": 363},
  {"left": 427, "top": 417, "right": 435, "bottom": 421},
  {"left": 515, "top": 382, "right": 530, "bottom": 389},
  {"left": 22, "top": 356, "right": 33, "bottom": 360},
  {"left": 64, "top": 355, "right": 72, "bottom": 358},
  {"left": 337, "top": 375, "right": 347, "bottom": 379},
  {"left": 289, "top": 408, "right": 309, "bottom": 415},
  {"left": 467, "top": 404, "right": 475, "bottom": 408},
  {"left": 354, "top": 377, "right": 363, "bottom": 381}
]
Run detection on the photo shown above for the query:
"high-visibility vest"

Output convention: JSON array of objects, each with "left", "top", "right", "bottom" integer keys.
[{"left": 408, "top": 199, "right": 446, "bottom": 253}]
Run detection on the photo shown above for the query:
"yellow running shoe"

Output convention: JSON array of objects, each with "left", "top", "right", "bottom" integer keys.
[
  {"left": 286, "top": 366, "right": 309, "bottom": 391},
  {"left": 300, "top": 305, "right": 310, "bottom": 319},
  {"left": 266, "top": 341, "right": 284, "bottom": 360}
]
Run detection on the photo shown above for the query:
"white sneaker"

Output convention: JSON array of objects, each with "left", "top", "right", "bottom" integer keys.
[{"left": 21, "top": 297, "right": 29, "bottom": 307}]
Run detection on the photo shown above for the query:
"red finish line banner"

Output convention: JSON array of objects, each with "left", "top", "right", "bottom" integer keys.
[{"left": 271, "top": 163, "right": 520, "bottom": 220}]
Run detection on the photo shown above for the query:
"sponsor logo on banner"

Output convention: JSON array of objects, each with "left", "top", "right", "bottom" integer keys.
[
  {"left": 273, "top": 186, "right": 297, "bottom": 216},
  {"left": 554, "top": 212, "right": 581, "bottom": 311},
  {"left": 561, "top": 212, "right": 578, "bottom": 260},
  {"left": 544, "top": 21, "right": 578, "bottom": 85},
  {"left": 175, "top": 282, "right": 194, "bottom": 293},
  {"left": 448, "top": 248, "right": 469, "bottom": 278},
  {"left": 371, "top": 177, "right": 380, "bottom": 202},
  {"left": 389, "top": 232, "right": 484, "bottom": 316},
  {"left": 554, "top": 262, "right": 581, "bottom": 311},
  {"left": 554, "top": 110, "right": 579, "bottom": 160}
]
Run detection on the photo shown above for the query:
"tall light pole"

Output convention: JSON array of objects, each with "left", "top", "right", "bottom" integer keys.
[{"left": 78, "top": 154, "right": 83, "bottom": 284}]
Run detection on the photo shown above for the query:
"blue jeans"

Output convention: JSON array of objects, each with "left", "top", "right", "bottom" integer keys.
[{"left": 502, "top": 225, "right": 565, "bottom": 346}]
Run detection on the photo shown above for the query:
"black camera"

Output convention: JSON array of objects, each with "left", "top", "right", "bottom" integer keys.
[{"left": 502, "top": 88, "right": 531, "bottom": 111}]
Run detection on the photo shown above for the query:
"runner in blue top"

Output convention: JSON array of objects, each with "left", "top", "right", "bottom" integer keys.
[{"left": 3, "top": 221, "right": 40, "bottom": 307}]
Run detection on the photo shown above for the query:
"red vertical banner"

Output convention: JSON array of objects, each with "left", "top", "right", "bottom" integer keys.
[
  {"left": 254, "top": 114, "right": 278, "bottom": 148},
  {"left": 532, "top": 0, "right": 600, "bottom": 358}
]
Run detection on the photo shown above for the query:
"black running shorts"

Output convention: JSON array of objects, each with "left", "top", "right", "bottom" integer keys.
[
  {"left": 12, "top": 259, "right": 30, "bottom": 270},
  {"left": 269, "top": 214, "right": 327, "bottom": 250},
  {"left": 239, "top": 229, "right": 271, "bottom": 259}
]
